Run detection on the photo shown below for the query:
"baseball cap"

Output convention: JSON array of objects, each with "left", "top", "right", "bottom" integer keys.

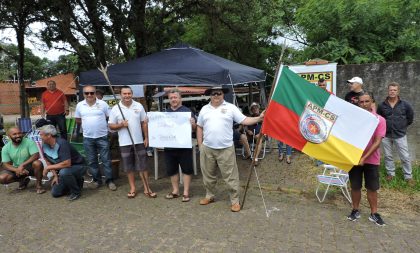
[{"left": 347, "top": 77, "right": 363, "bottom": 84}]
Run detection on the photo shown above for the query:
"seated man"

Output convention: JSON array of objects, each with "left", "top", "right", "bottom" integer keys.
[
  {"left": 0, "top": 127, "right": 45, "bottom": 193},
  {"left": 39, "top": 125, "right": 86, "bottom": 201},
  {"left": 244, "top": 103, "right": 264, "bottom": 165},
  {"left": 233, "top": 123, "right": 251, "bottom": 159}
]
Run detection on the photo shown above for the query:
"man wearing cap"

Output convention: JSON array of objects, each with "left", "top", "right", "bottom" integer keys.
[
  {"left": 377, "top": 82, "right": 414, "bottom": 185},
  {"left": 75, "top": 85, "right": 116, "bottom": 191},
  {"left": 345, "top": 77, "right": 364, "bottom": 105},
  {"left": 197, "top": 86, "right": 264, "bottom": 212}
]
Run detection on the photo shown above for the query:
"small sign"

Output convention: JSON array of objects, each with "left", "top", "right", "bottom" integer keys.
[{"left": 148, "top": 112, "right": 192, "bottom": 148}]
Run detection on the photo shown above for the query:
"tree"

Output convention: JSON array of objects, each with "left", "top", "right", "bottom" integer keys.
[
  {"left": 292, "top": 0, "right": 420, "bottom": 64},
  {"left": 0, "top": 0, "right": 41, "bottom": 117}
]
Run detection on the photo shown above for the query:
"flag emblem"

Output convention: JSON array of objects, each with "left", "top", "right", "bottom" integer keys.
[{"left": 299, "top": 101, "right": 337, "bottom": 144}]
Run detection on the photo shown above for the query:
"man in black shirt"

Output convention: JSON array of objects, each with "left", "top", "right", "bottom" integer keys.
[
  {"left": 344, "top": 77, "right": 364, "bottom": 105},
  {"left": 39, "top": 125, "right": 86, "bottom": 201}
]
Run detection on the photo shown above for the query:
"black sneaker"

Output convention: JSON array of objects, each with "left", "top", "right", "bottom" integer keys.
[
  {"left": 68, "top": 193, "right": 81, "bottom": 201},
  {"left": 347, "top": 209, "right": 361, "bottom": 221},
  {"left": 369, "top": 213, "right": 386, "bottom": 226}
]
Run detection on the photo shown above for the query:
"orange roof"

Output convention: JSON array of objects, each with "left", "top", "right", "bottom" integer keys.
[{"left": 33, "top": 73, "right": 78, "bottom": 95}]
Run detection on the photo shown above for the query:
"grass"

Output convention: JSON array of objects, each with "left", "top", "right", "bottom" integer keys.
[{"left": 379, "top": 161, "right": 419, "bottom": 193}]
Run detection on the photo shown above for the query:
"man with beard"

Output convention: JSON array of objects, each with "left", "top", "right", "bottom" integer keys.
[{"left": 0, "top": 127, "right": 45, "bottom": 193}]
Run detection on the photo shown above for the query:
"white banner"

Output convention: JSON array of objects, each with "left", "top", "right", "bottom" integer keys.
[
  {"left": 289, "top": 63, "right": 337, "bottom": 94},
  {"left": 148, "top": 112, "right": 192, "bottom": 148}
]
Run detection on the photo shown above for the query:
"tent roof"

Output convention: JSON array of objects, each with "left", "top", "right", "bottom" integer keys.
[{"left": 79, "top": 44, "right": 265, "bottom": 86}]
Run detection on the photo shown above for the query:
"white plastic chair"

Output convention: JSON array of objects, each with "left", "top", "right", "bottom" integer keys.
[{"left": 315, "top": 164, "right": 352, "bottom": 203}]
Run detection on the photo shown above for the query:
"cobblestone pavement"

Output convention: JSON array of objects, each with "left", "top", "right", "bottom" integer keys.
[{"left": 1, "top": 148, "right": 419, "bottom": 253}]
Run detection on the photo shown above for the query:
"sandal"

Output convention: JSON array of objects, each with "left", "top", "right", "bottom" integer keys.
[
  {"left": 144, "top": 192, "right": 157, "bottom": 198},
  {"left": 18, "top": 177, "right": 30, "bottom": 190},
  {"left": 165, "top": 192, "right": 179, "bottom": 199},
  {"left": 36, "top": 188, "right": 46, "bottom": 194},
  {"left": 182, "top": 195, "right": 190, "bottom": 202},
  {"left": 127, "top": 191, "right": 136, "bottom": 198},
  {"left": 278, "top": 153, "right": 284, "bottom": 161}
]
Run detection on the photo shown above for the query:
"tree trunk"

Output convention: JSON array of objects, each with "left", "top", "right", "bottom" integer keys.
[{"left": 16, "top": 27, "right": 29, "bottom": 118}]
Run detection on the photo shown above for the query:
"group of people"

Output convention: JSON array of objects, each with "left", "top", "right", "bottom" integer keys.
[
  {"left": 0, "top": 84, "right": 264, "bottom": 213},
  {"left": 342, "top": 77, "right": 414, "bottom": 226},
  {"left": 0, "top": 77, "right": 414, "bottom": 218}
]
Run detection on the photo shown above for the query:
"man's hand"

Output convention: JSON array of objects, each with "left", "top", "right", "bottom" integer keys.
[
  {"left": 358, "top": 157, "right": 365, "bottom": 166},
  {"left": 259, "top": 110, "right": 265, "bottom": 121},
  {"left": 42, "top": 166, "right": 50, "bottom": 177},
  {"left": 143, "top": 137, "right": 149, "bottom": 148},
  {"left": 121, "top": 120, "right": 129, "bottom": 128},
  {"left": 65, "top": 110, "right": 69, "bottom": 116},
  {"left": 16, "top": 165, "right": 28, "bottom": 176},
  {"left": 51, "top": 176, "right": 58, "bottom": 186}
]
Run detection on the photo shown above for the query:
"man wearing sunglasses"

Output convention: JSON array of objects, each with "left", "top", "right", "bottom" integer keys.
[
  {"left": 75, "top": 85, "right": 116, "bottom": 191},
  {"left": 197, "top": 86, "right": 264, "bottom": 212}
]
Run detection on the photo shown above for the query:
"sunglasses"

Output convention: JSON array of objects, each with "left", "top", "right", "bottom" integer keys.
[
  {"left": 210, "top": 91, "right": 223, "bottom": 96},
  {"left": 84, "top": 92, "right": 95, "bottom": 95}
]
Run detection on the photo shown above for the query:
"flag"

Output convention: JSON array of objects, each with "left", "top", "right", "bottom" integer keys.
[{"left": 262, "top": 66, "right": 379, "bottom": 171}]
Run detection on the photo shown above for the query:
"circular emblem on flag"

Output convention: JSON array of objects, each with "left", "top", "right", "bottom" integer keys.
[{"left": 299, "top": 113, "right": 328, "bottom": 144}]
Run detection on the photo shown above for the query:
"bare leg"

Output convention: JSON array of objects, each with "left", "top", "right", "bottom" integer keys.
[
  {"left": 140, "top": 170, "right": 155, "bottom": 196},
  {"left": 367, "top": 190, "right": 378, "bottom": 214},
  {"left": 240, "top": 134, "right": 251, "bottom": 157},
  {"left": 127, "top": 171, "right": 136, "bottom": 193},
  {"left": 0, "top": 173, "right": 15, "bottom": 185},
  {"left": 170, "top": 173, "right": 180, "bottom": 195},
  {"left": 351, "top": 189, "right": 361, "bottom": 210},
  {"left": 33, "top": 160, "right": 43, "bottom": 189},
  {"left": 182, "top": 174, "right": 192, "bottom": 197}
]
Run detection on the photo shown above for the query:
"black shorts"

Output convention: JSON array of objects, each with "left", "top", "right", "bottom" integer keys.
[
  {"left": 349, "top": 164, "right": 380, "bottom": 191},
  {"left": 164, "top": 149, "right": 193, "bottom": 176},
  {"left": 1, "top": 163, "right": 35, "bottom": 180}
]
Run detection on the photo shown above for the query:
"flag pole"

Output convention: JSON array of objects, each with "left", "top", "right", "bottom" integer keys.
[
  {"left": 241, "top": 41, "right": 287, "bottom": 210},
  {"left": 97, "top": 65, "right": 152, "bottom": 191}
]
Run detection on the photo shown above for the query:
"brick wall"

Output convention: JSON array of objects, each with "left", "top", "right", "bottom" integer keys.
[{"left": 0, "top": 82, "right": 21, "bottom": 114}]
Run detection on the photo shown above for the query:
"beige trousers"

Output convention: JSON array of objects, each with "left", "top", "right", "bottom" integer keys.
[{"left": 200, "top": 144, "right": 240, "bottom": 204}]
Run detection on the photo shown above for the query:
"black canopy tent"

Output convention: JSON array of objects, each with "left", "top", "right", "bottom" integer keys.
[{"left": 79, "top": 44, "right": 266, "bottom": 105}]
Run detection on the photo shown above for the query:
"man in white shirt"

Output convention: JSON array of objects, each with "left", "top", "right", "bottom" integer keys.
[
  {"left": 108, "top": 86, "right": 156, "bottom": 199},
  {"left": 197, "top": 86, "right": 264, "bottom": 212},
  {"left": 75, "top": 85, "right": 116, "bottom": 191}
]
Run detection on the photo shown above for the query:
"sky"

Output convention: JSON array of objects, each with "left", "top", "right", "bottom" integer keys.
[{"left": 0, "top": 23, "right": 68, "bottom": 61}]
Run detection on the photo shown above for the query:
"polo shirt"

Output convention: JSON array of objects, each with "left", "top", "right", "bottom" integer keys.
[
  {"left": 197, "top": 101, "right": 246, "bottom": 149},
  {"left": 108, "top": 100, "right": 147, "bottom": 146},
  {"left": 363, "top": 111, "right": 386, "bottom": 165},
  {"left": 43, "top": 138, "right": 85, "bottom": 165},
  {"left": 41, "top": 89, "right": 66, "bottom": 115},
  {"left": 75, "top": 99, "right": 109, "bottom": 138},
  {"left": 1, "top": 138, "right": 38, "bottom": 167}
]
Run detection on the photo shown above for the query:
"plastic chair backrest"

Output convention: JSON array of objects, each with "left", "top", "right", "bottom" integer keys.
[{"left": 17, "top": 118, "right": 32, "bottom": 133}]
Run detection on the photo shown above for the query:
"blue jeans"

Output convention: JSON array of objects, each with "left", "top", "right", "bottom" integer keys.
[
  {"left": 277, "top": 141, "right": 292, "bottom": 156},
  {"left": 51, "top": 164, "right": 87, "bottom": 197},
  {"left": 46, "top": 114, "right": 67, "bottom": 140},
  {"left": 83, "top": 136, "right": 113, "bottom": 184}
]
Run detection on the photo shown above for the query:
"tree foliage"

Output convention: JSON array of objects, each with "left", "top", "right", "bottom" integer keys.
[{"left": 293, "top": 0, "right": 420, "bottom": 64}]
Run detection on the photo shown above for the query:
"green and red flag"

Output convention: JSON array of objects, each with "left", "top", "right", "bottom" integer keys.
[{"left": 262, "top": 66, "right": 378, "bottom": 171}]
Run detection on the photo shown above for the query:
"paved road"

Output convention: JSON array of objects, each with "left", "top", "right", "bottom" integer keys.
[{"left": 0, "top": 150, "right": 419, "bottom": 252}]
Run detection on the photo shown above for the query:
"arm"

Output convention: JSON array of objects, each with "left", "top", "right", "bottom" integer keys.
[
  {"left": 359, "top": 136, "right": 382, "bottom": 165},
  {"left": 241, "top": 110, "right": 265, "bottom": 126},
  {"left": 406, "top": 102, "right": 414, "bottom": 126},
  {"left": 3, "top": 153, "right": 39, "bottom": 176},
  {"left": 64, "top": 95, "right": 69, "bottom": 116},
  {"left": 196, "top": 125, "right": 203, "bottom": 147},
  {"left": 190, "top": 117, "right": 197, "bottom": 132},
  {"left": 109, "top": 120, "right": 128, "bottom": 130},
  {"left": 75, "top": 117, "right": 81, "bottom": 126},
  {"left": 141, "top": 120, "right": 149, "bottom": 147}
]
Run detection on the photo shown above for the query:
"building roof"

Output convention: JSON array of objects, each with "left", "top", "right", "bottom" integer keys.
[{"left": 31, "top": 73, "right": 77, "bottom": 95}]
